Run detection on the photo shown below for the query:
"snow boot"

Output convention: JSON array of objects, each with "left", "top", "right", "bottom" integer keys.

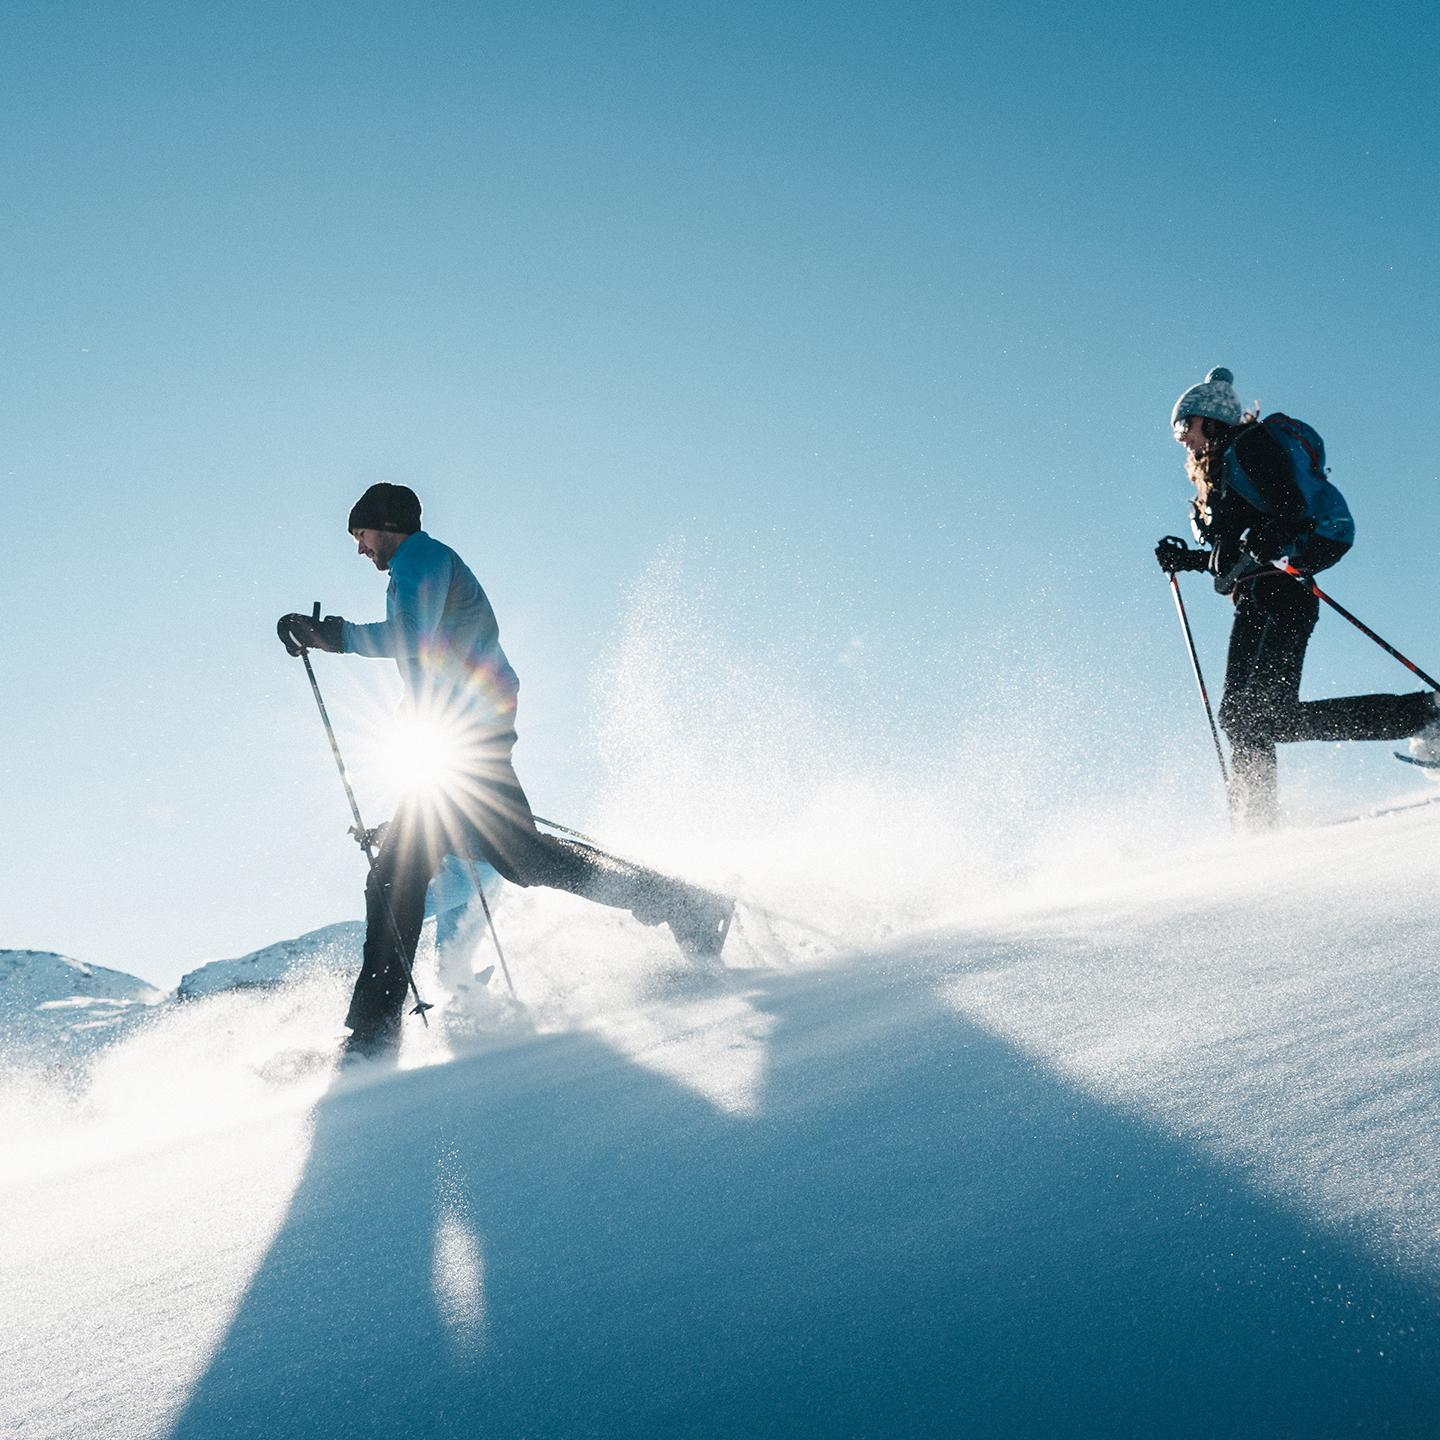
[
  {"left": 665, "top": 885, "right": 734, "bottom": 965},
  {"left": 339, "top": 1019, "right": 400, "bottom": 1070},
  {"left": 1408, "top": 692, "right": 1440, "bottom": 766}
]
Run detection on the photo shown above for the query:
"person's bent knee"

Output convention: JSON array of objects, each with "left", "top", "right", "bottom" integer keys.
[{"left": 1220, "top": 705, "right": 1275, "bottom": 750}]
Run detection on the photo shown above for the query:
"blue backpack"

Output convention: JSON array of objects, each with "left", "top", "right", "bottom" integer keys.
[{"left": 1226, "top": 412, "right": 1355, "bottom": 570}]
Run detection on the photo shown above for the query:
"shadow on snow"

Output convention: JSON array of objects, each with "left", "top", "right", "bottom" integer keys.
[{"left": 166, "top": 953, "right": 1440, "bottom": 1440}]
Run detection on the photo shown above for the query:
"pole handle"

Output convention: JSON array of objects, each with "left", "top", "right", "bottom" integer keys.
[{"left": 312, "top": 600, "right": 321, "bottom": 621}]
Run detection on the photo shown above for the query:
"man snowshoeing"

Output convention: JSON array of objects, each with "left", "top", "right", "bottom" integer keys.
[{"left": 278, "top": 483, "right": 732, "bottom": 1063}]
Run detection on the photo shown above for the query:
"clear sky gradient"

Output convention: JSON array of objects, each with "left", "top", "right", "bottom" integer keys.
[{"left": 4, "top": 0, "right": 1437, "bottom": 985}]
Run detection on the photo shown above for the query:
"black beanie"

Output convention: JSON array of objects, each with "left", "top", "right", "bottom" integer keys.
[{"left": 347, "top": 483, "right": 422, "bottom": 535}]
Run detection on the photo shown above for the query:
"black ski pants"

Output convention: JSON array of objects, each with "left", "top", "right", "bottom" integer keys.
[
  {"left": 1218, "top": 576, "right": 1430, "bottom": 827},
  {"left": 345, "top": 729, "right": 674, "bottom": 1041}
]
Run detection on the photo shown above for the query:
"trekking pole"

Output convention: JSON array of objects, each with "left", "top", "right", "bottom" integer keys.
[
  {"left": 1274, "top": 562, "right": 1440, "bottom": 690},
  {"left": 458, "top": 851, "right": 518, "bottom": 1000},
  {"left": 292, "top": 602, "right": 433, "bottom": 1023},
  {"left": 533, "top": 814, "right": 637, "bottom": 867},
  {"left": 1166, "top": 571, "right": 1230, "bottom": 791}
]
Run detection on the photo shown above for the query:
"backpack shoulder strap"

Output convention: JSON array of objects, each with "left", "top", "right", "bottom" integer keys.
[{"left": 1261, "top": 413, "right": 1325, "bottom": 477}]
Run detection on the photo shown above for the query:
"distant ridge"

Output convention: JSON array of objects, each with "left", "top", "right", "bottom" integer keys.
[{"left": 2, "top": 921, "right": 364, "bottom": 1069}]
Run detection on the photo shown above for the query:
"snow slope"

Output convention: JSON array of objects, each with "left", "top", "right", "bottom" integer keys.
[
  {"left": 176, "top": 922, "right": 364, "bottom": 1000},
  {"left": 0, "top": 949, "right": 162, "bottom": 1069},
  {"left": 3, "top": 798, "right": 1440, "bottom": 1439}
]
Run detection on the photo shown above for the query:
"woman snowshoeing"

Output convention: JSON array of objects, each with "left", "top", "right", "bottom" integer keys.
[{"left": 1156, "top": 366, "right": 1440, "bottom": 828}]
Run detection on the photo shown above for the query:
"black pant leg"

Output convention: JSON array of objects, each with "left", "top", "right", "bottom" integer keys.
[
  {"left": 1218, "top": 579, "right": 1318, "bottom": 826},
  {"left": 1271, "top": 691, "right": 1433, "bottom": 743},
  {"left": 447, "top": 737, "right": 672, "bottom": 912},
  {"left": 1219, "top": 575, "right": 1432, "bottom": 756},
  {"left": 459, "top": 794, "right": 677, "bottom": 917},
  {"left": 344, "top": 805, "right": 445, "bottom": 1038},
  {"left": 447, "top": 742, "right": 567, "bottom": 886},
  {"left": 532, "top": 834, "right": 680, "bottom": 916},
  {"left": 441, "top": 731, "right": 713, "bottom": 957}
]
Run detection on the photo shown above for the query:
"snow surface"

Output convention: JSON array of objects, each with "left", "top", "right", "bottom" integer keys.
[{"left": 4, "top": 797, "right": 1440, "bottom": 1438}]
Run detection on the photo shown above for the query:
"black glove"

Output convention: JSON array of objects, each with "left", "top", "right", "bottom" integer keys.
[
  {"left": 1154, "top": 536, "right": 1209, "bottom": 574},
  {"left": 277, "top": 612, "right": 344, "bottom": 656},
  {"left": 351, "top": 821, "right": 389, "bottom": 852}
]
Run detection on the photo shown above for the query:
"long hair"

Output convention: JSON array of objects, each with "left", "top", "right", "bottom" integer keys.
[{"left": 1186, "top": 408, "right": 1260, "bottom": 526}]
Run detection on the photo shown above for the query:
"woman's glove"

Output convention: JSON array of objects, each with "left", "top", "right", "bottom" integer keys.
[{"left": 1154, "top": 536, "right": 1210, "bottom": 574}]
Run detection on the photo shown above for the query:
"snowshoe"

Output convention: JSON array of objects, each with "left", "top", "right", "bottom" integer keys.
[
  {"left": 1396, "top": 751, "right": 1440, "bottom": 771},
  {"left": 666, "top": 886, "right": 735, "bottom": 966},
  {"left": 1406, "top": 693, "right": 1440, "bottom": 768}
]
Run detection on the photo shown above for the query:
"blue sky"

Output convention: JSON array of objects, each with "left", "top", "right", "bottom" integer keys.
[{"left": 4, "top": 0, "right": 1437, "bottom": 985}]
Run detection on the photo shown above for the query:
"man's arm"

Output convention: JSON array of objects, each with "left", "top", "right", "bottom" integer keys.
[{"left": 342, "top": 545, "right": 451, "bottom": 658}]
